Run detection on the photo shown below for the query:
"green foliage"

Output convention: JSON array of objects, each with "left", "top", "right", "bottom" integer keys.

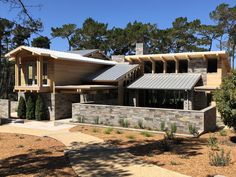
[
  {"left": 77, "top": 115, "right": 84, "bottom": 123},
  {"left": 160, "top": 122, "right": 165, "bottom": 131},
  {"left": 138, "top": 119, "right": 144, "bottom": 129},
  {"left": 140, "top": 131, "right": 153, "bottom": 137},
  {"left": 94, "top": 116, "right": 99, "bottom": 124},
  {"left": 208, "top": 135, "right": 219, "bottom": 150},
  {"left": 118, "top": 118, "right": 130, "bottom": 128},
  {"left": 116, "top": 130, "right": 123, "bottom": 134},
  {"left": 104, "top": 127, "right": 113, "bottom": 134},
  {"left": 31, "top": 36, "right": 51, "bottom": 49},
  {"left": 92, "top": 128, "right": 98, "bottom": 133},
  {"left": 188, "top": 124, "right": 199, "bottom": 137},
  {"left": 209, "top": 149, "right": 231, "bottom": 166},
  {"left": 219, "top": 129, "right": 227, "bottom": 136},
  {"left": 214, "top": 71, "right": 236, "bottom": 129},
  {"left": 126, "top": 135, "right": 135, "bottom": 140},
  {"left": 26, "top": 95, "right": 35, "bottom": 120},
  {"left": 165, "top": 123, "right": 177, "bottom": 140},
  {"left": 17, "top": 96, "right": 26, "bottom": 119},
  {"left": 35, "top": 95, "right": 45, "bottom": 121}
]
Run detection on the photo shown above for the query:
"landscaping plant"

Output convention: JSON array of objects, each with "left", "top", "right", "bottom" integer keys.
[
  {"left": 209, "top": 149, "right": 231, "bottom": 166},
  {"left": 118, "top": 118, "right": 130, "bottom": 128},
  {"left": 35, "top": 95, "right": 45, "bottom": 121},
  {"left": 160, "top": 121, "right": 165, "bottom": 131},
  {"left": 140, "top": 131, "right": 153, "bottom": 137},
  {"left": 17, "top": 96, "right": 26, "bottom": 119},
  {"left": 214, "top": 70, "right": 236, "bottom": 130},
  {"left": 219, "top": 129, "right": 227, "bottom": 136},
  {"left": 208, "top": 134, "right": 219, "bottom": 150},
  {"left": 138, "top": 119, "right": 144, "bottom": 129},
  {"left": 188, "top": 124, "right": 199, "bottom": 137},
  {"left": 94, "top": 116, "right": 99, "bottom": 124},
  {"left": 26, "top": 95, "right": 35, "bottom": 120},
  {"left": 104, "top": 127, "right": 113, "bottom": 134}
]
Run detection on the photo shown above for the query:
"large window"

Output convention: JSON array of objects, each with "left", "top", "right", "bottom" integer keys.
[
  {"left": 155, "top": 61, "right": 163, "bottom": 73},
  {"left": 207, "top": 59, "right": 217, "bottom": 73},
  {"left": 179, "top": 60, "right": 188, "bottom": 73},
  {"left": 144, "top": 61, "right": 152, "bottom": 73},
  {"left": 43, "top": 62, "right": 48, "bottom": 85},
  {"left": 27, "top": 62, "right": 37, "bottom": 85},
  {"left": 167, "top": 61, "right": 176, "bottom": 73}
]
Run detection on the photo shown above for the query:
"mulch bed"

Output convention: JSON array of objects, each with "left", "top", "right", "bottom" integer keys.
[
  {"left": 70, "top": 125, "right": 236, "bottom": 177},
  {"left": 0, "top": 133, "right": 77, "bottom": 177}
]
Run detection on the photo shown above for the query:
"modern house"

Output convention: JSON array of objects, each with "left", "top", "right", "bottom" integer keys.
[{"left": 4, "top": 44, "right": 230, "bottom": 133}]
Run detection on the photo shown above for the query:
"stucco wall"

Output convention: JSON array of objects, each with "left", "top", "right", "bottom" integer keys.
[{"left": 72, "top": 103, "right": 216, "bottom": 134}]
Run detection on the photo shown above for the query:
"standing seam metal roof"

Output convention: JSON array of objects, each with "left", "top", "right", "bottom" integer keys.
[
  {"left": 86, "top": 64, "right": 139, "bottom": 81},
  {"left": 127, "top": 73, "right": 201, "bottom": 90}
]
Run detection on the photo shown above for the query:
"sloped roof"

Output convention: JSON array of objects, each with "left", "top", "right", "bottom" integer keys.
[
  {"left": 67, "top": 49, "right": 99, "bottom": 56},
  {"left": 5, "top": 46, "right": 116, "bottom": 65},
  {"left": 127, "top": 73, "right": 201, "bottom": 90},
  {"left": 86, "top": 64, "right": 139, "bottom": 82}
]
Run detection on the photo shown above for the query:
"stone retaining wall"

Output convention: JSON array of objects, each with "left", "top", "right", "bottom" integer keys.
[
  {"left": 72, "top": 103, "right": 216, "bottom": 134},
  {"left": 0, "top": 99, "right": 10, "bottom": 119}
]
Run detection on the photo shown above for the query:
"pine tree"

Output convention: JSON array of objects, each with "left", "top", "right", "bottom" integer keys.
[
  {"left": 17, "top": 96, "right": 26, "bottom": 119},
  {"left": 35, "top": 95, "right": 45, "bottom": 121},
  {"left": 26, "top": 95, "right": 35, "bottom": 120}
]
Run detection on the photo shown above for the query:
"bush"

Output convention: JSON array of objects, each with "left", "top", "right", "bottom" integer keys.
[
  {"left": 94, "top": 116, "right": 99, "bottom": 124},
  {"left": 138, "top": 119, "right": 144, "bottom": 129},
  {"left": 26, "top": 95, "right": 35, "bottom": 120},
  {"left": 208, "top": 135, "right": 219, "bottom": 150},
  {"left": 118, "top": 118, "right": 129, "bottom": 128},
  {"left": 214, "top": 70, "right": 236, "bottom": 129},
  {"left": 116, "top": 130, "right": 123, "bottom": 134},
  {"left": 17, "top": 96, "right": 26, "bottom": 119},
  {"left": 104, "top": 128, "right": 113, "bottom": 134},
  {"left": 35, "top": 95, "right": 45, "bottom": 121},
  {"left": 77, "top": 115, "right": 84, "bottom": 123},
  {"left": 165, "top": 123, "right": 177, "bottom": 140},
  {"left": 160, "top": 121, "right": 165, "bottom": 131},
  {"left": 188, "top": 124, "right": 199, "bottom": 137},
  {"left": 126, "top": 135, "right": 135, "bottom": 140},
  {"left": 209, "top": 149, "right": 231, "bottom": 166},
  {"left": 140, "top": 131, "right": 153, "bottom": 137},
  {"left": 219, "top": 129, "right": 227, "bottom": 136}
]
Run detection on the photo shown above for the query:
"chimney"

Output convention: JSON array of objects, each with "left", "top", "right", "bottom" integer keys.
[{"left": 135, "top": 43, "right": 147, "bottom": 55}]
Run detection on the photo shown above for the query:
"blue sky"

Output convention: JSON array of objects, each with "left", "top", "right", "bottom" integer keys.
[{"left": 0, "top": 0, "right": 235, "bottom": 51}]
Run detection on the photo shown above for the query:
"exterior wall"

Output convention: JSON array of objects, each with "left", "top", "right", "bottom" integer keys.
[
  {"left": 72, "top": 103, "right": 216, "bottom": 134},
  {"left": 194, "top": 92, "right": 208, "bottom": 110},
  {"left": 188, "top": 59, "right": 207, "bottom": 84},
  {"left": 203, "top": 106, "right": 216, "bottom": 131},
  {"left": 0, "top": 99, "right": 10, "bottom": 119},
  {"left": 54, "top": 60, "right": 105, "bottom": 86}
]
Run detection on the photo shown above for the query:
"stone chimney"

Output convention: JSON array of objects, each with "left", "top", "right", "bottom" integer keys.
[
  {"left": 135, "top": 43, "right": 147, "bottom": 55},
  {"left": 111, "top": 55, "right": 125, "bottom": 63}
]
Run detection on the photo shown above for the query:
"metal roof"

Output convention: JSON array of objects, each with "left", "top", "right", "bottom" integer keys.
[
  {"left": 87, "top": 64, "right": 139, "bottom": 82},
  {"left": 5, "top": 46, "right": 116, "bottom": 65},
  {"left": 127, "top": 73, "right": 201, "bottom": 90},
  {"left": 67, "top": 49, "right": 99, "bottom": 56}
]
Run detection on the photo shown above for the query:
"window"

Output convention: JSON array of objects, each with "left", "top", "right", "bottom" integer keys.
[
  {"left": 27, "top": 62, "right": 37, "bottom": 85},
  {"left": 167, "top": 60, "right": 176, "bottom": 73},
  {"left": 43, "top": 62, "right": 48, "bottom": 85},
  {"left": 179, "top": 60, "right": 188, "bottom": 73},
  {"left": 207, "top": 59, "right": 217, "bottom": 73},
  {"left": 155, "top": 61, "right": 163, "bottom": 73},
  {"left": 144, "top": 61, "right": 152, "bottom": 73}
]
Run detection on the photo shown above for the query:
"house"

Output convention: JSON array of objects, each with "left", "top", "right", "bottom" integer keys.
[
  {"left": 5, "top": 44, "right": 231, "bottom": 133},
  {"left": 67, "top": 49, "right": 110, "bottom": 60}
]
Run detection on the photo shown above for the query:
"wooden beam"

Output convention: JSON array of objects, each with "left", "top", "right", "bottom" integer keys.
[
  {"left": 15, "top": 57, "right": 19, "bottom": 86},
  {"left": 202, "top": 54, "right": 207, "bottom": 60},
  {"left": 37, "top": 56, "right": 43, "bottom": 87}
]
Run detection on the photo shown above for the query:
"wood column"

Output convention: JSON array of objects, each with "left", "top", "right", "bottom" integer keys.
[
  {"left": 175, "top": 60, "right": 179, "bottom": 73},
  {"left": 163, "top": 61, "right": 167, "bottom": 73},
  {"left": 37, "top": 56, "right": 43, "bottom": 88},
  {"left": 152, "top": 61, "right": 156, "bottom": 74},
  {"left": 15, "top": 57, "right": 19, "bottom": 86}
]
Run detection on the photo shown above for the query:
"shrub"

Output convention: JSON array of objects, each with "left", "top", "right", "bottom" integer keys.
[
  {"left": 209, "top": 149, "right": 231, "bottom": 166},
  {"left": 160, "top": 137, "right": 171, "bottom": 151},
  {"left": 116, "top": 130, "right": 123, "bottom": 134},
  {"left": 104, "top": 128, "right": 113, "bottom": 134},
  {"left": 219, "top": 129, "right": 227, "bottom": 136},
  {"left": 92, "top": 128, "right": 98, "bottom": 133},
  {"left": 165, "top": 123, "right": 177, "bottom": 140},
  {"left": 138, "top": 119, "right": 144, "bottom": 129},
  {"left": 77, "top": 115, "right": 84, "bottom": 123},
  {"left": 17, "top": 96, "right": 26, "bottom": 119},
  {"left": 214, "top": 70, "right": 236, "bottom": 129},
  {"left": 160, "top": 121, "right": 165, "bottom": 131},
  {"left": 171, "top": 123, "right": 177, "bottom": 133},
  {"left": 118, "top": 118, "right": 129, "bottom": 128},
  {"left": 208, "top": 135, "right": 219, "bottom": 150},
  {"left": 35, "top": 95, "right": 45, "bottom": 121},
  {"left": 140, "top": 131, "right": 153, "bottom": 137},
  {"left": 126, "top": 135, "right": 135, "bottom": 140},
  {"left": 26, "top": 95, "right": 35, "bottom": 120},
  {"left": 188, "top": 124, "right": 199, "bottom": 137},
  {"left": 94, "top": 116, "right": 99, "bottom": 124}
]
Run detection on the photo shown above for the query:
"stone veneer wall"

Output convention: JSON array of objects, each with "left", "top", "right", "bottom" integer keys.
[
  {"left": 188, "top": 59, "right": 207, "bottom": 85},
  {"left": 72, "top": 103, "right": 216, "bottom": 134},
  {"left": 0, "top": 99, "right": 10, "bottom": 119}
]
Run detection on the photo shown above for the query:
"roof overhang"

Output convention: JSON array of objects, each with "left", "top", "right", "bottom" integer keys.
[
  {"left": 55, "top": 85, "right": 117, "bottom": 93},
  {"left": 194, "top": 85, "right": 219, "bottom": 92},
  {"left": 5, "top": 46, "right": 116, "bottom": 65},
  {"left": 127, "top": 73, "right": 201, "bottom": 91}
]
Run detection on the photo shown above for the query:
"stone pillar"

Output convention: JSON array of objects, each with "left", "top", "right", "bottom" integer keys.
[{"left": 135, "top": 43, "right": 147, "bottom": 55}]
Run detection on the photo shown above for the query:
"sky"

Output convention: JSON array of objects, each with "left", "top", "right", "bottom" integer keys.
[{"left": 0, "top": 0, "right": 236, "bottom": 51}]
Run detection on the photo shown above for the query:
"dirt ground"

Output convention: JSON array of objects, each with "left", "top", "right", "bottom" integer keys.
[
  {"left": 0, "top": 133, "right": 76, "bottom": 177},
  {"left": 70, "top": 125, "right": 236, "bottom": 177}
]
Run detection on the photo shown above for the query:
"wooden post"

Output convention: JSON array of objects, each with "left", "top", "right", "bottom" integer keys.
[
  {"left": 15, "top": 57, "right": 19, "bottom": 86},
  {"left": 163, "top": 61, "right": 167, "bottom": 73},
  {"left": 175, "top": 60, "right": 179, "bottom": 73},
  {"left": 37, "top": 56, "right": 43, "bottom": 88},
  {"left": 152, "top": 61, "right": 156, "bottom": 74},
  {"left": 118, "top": 80, "right": 124, "bottom": 105}
]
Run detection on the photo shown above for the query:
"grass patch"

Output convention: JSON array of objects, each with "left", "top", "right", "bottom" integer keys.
[
  {"left": 126, "top": 135, "right": 136, "bottom": 140},
  {"left": 219, "top": 129, "right": 227, "bottom": 136},
  {"left": 92, "top": 128, "right": 99, "bottom": 133},
  {"left": 140, "top": 131, "right": 153, "bottom": 137},
  {"left": 104, "top": 128, "right": 113, "bottom": 134}
]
